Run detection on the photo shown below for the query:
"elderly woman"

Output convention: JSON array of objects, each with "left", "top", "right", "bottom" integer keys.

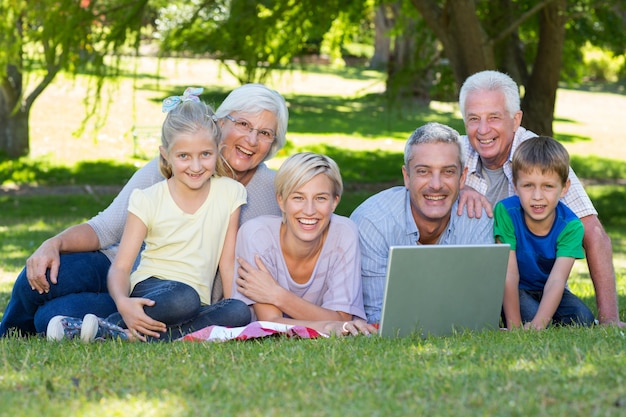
[
  {"left": 1, "top": 84, "right": 289, "bottom": 337},
  {"left": 232, "top": 152, "right": 377, "bottom": 336}
]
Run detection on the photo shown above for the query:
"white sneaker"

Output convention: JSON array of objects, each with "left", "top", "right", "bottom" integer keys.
[
  {"left": 81, "top": 314, "right": 128, "bottom": 342},
  {"left": 46, "top": 316, "right": 83, "bottom": 341}
]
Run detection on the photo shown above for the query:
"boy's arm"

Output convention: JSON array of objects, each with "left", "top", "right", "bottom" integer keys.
[
  {"left": 502, "top": 248, "right": 522, "bottom": 329},
  {"left": 527, "top": 257, "right": 574, "bottom": 330}
]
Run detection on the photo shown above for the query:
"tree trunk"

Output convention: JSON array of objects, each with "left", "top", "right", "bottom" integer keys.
[
  {"left": 0, "top": 64, "right": 29, "bottom": 158},
  {"left": 521, "top": 0, "right": 567, "bottom": 137},
  {"left": 0, "top": 107, "right": 30, "bottom": 158},
  {"left": 410, "top": 0, "right": 496, "bottom": 87},
  {"left": 370, "top": 4, "right": 392, "bottom": 70}
]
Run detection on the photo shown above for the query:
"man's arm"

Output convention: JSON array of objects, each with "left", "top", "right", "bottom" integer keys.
[
  {"left": 581, "top": 214, "right": 624, "bottom": 326},
  {"left": 502, "top": 250, "right": 522, "bottom": 329}
]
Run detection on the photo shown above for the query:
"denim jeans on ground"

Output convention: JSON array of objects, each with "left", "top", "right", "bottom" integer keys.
[
  {"left": 106, "top": 277, "right": 251, "bottom": 342},
  {"left": 519, "top": 288, "right": 595, "bottom": 326},
  {"left": 0, "top": 251, "right": 116, "bottom": 336}
]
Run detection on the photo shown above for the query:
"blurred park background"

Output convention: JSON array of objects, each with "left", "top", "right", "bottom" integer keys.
[{"left": 2, "top": 2, "right": 626, "bottom": 416}]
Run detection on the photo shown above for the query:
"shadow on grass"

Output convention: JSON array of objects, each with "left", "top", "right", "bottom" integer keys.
[{"left": 0, "top": 158, "right": 139, "bottom": 187}]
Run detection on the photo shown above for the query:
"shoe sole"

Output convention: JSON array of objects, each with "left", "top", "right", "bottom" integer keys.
[
  {"left": 81, "top": 314, "right": 99, "bottom": 343},
  {"left": 46, "top": 315, "right": 66, "bottom": 341}
]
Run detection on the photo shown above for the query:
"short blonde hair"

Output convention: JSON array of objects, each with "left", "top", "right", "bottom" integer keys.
[{"left": 275, "top": 152, "right": 343, "bottom": 202}]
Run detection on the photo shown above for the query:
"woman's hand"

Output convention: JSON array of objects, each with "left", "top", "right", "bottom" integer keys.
[
  {"left": 323, "top": 319, "right": 378, "bottom": 337},
  {"left": 236, "top": 256, "right": 284, "bottom": 304}
]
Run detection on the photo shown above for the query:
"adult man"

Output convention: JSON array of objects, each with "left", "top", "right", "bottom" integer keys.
[
  {"left": 457, "top": 70, "right": 623, "bottom": 326},
  {"left": 350, "top": 122, "right": 494, "bottom": 324}
]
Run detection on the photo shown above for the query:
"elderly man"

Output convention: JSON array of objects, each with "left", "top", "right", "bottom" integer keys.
[
  {"left": 457, "top": 70, "right": 622, "bottom": 326},
  {"left": 351, "top": 122, "right": 494, "bottom": 324}
]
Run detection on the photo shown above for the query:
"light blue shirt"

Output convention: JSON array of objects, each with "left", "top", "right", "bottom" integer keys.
[{"left": 350, "top": 186, "right": 494, "bottom": 324}]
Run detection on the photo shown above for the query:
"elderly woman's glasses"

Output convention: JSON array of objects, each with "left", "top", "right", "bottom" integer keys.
[{"left": 224, "top": 115, "right": 276, "bottom": 143}]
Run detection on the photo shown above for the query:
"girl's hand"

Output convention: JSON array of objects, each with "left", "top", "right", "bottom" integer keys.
[{"left": 116, "top": 297, "right": 167, "bottom": 341}]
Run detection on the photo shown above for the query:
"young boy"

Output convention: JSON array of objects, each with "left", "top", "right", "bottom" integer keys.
[{"left": 494, "top": 136, "right": 595, "bottom": 330}]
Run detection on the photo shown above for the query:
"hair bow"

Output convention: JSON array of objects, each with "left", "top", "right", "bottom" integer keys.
[{"left": 162, "top": 87, "right": 204, "bottom": 113}]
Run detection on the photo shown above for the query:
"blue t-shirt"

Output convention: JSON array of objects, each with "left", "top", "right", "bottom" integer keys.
[{"left": 493, "top": 195, "right": 584, "bottom": 291}]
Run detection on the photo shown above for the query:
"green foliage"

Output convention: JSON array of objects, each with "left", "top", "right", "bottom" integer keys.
[
  {"left": 156, "top": 0, "right": 371, "bottom": 84},
  {"left": 569, "top": 155, "right": 626, "bottom": 181},
  {"left": 0, "top": 0, "right": 150, "bottom": 157},
  {"left": 582, "top": 44, "right": 626, "bottom": 82}
]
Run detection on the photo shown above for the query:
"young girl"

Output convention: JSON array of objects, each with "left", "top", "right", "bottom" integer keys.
[{"left": 47, "top": 87, "right": 251, "bottom": 342}]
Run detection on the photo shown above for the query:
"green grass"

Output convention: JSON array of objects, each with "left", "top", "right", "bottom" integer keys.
[
  {"left": 2, "top": 327, "right": 626, "bottom": 416},
  {"left": 2, "top": 62, "right": 626, "bottom": 416}
]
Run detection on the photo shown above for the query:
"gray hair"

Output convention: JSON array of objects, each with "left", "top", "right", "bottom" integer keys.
[
  {"left": 459, "top": 70, "right": 521, "bottom": 120},
  {"left": 214, "top": 83, "right": 289, "bottom": 161},
  {"left": 404, "top": 122, "right": 465, "bottom": 169}
]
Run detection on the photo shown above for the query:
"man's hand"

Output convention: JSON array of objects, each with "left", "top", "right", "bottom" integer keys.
[{"left": 457, "top": 187, "right": 494, "bottom": 219}]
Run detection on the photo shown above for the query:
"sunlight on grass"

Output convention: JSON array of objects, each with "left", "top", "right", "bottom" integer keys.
[
  {"left": 2, "top": 58, "right": 626, "bottom": 417},
  {"left": 78, "top": 394, "right": 188, "bottom": 417}
]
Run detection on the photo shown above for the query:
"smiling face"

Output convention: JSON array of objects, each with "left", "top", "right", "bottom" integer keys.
[
  {"left": 514, "top": 168, "right": 570, "bottom": 235},
  {"left": 160, "top": 129, "right": 218, "bottom": 192},
  {"left": 402, "top": 142, "right": 467, "bottom": 239},
  {"left": 277, "top": 173, "right": 339, "bottom": 247},
  {"left": 220, "top": 110, "right": 277, "bottom": 185},
  {"left": 464, "top": 89, "right": 522, "bottom": 170}
]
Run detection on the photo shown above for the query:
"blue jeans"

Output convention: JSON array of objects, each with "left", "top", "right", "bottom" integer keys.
[
  {"left": 519, "top": 288, "right": 595, "bottom": 327},
  {"left": 0, "top": 251, "right": 117, "bottom": 336},
  {"left": 105, "top": 277, "right": 251, "bottom": 342}
]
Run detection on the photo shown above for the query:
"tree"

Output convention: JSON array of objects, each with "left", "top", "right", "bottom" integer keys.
[
  {"left": 377, "top": 1, "right": 454, "bottom": 103},
  {"left": 0, "top": 0, "right": 148, "bottom": 158},
  {"left": 408, "top": 0, "right": 626, "bottom": 136},
  {"left": 157, "top": 0, "right": 370, "bottom": 84}
]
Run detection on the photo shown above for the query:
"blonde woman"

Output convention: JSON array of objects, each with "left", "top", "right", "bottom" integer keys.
[{"left": 232, "top": 152, "right": 376, "bottom": 336}]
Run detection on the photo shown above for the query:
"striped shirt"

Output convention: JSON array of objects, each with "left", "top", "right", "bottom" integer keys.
[
  {"left": 461, "top": 126, "right": 597, "bottom": 218},
  {"left": 350, "top": 186, "right": 494, "bottom": 324}
]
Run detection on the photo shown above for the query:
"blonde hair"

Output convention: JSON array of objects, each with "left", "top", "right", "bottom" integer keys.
[
  {"left": 512, "top": 136, "right": 570, "bottom": 185},
  {"left": 159, "top": 99, "right": 225, "bottom": 178},
  {"left": 274, "top": 152, "right": 343, "bottom": 202}
]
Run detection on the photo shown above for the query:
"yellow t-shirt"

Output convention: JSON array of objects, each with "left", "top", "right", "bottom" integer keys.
[{"left": 128, "top": 176, "right": 246, "bottom": 304}]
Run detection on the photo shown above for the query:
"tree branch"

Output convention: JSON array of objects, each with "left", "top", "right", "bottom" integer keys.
[{"left": 490, "top": 0, "right": 556, "bottom": 45}]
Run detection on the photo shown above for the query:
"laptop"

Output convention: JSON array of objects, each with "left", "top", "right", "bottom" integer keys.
[{"left": 378, "top": 244, "right": 510, "bottom": 338}]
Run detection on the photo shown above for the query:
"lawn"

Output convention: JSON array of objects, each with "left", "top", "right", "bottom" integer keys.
[{"left": 1, "top": 57, "right": 626, "bottom": 417}]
